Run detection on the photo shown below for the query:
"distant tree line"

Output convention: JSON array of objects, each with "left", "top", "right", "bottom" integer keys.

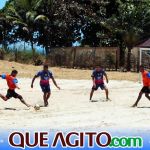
[{"left": 0, "top": 0, "right": 150, "bottom": 70}]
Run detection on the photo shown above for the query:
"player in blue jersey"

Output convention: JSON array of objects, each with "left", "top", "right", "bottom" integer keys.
[
  {"left": 90, "top": 66, "right": 109, "bottom": 101},
  {"left": 31, "top": 65, "right": 60, "bottom": 107}
]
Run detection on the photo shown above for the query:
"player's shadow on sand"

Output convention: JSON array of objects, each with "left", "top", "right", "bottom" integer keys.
[
  {"left": 90, "top": 100, "right": 99, "bottom": 102},
  {"left": 137, "top": 106, "right": 150, "bottom": 109},
  {"left": 4, "top": 107, "right": 17, "bottom": 110},
  {"left": 1, "top": 107, "right": 30, "bottom": 111},
  {"left": 90, "top": 99, "right": 108, "bottom": 103}
]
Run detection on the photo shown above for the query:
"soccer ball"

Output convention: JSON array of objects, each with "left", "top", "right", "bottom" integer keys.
[{"left": 34, "top": 104, "right": 40, "bottom": 110}]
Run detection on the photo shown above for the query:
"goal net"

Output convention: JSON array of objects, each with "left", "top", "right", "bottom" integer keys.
[
  {"left": 140, "top": 48, "right": 150, "bottom": 69},
  {"left": 139, "top": 48, "right": 150, "bottom": 82}
]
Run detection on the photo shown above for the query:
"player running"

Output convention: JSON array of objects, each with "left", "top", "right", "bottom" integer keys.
[
  {"left": 31, "top": 65, "right": 60, "bottom": 107},
  {"left": 0, "top": 70, "right": 30, "bottom": 107},
  {"left": 90, "top": 65, "right": 109, "bottom": 101},
  {"left": 132, "top": 65, "right": 150, "bottom": 107}
]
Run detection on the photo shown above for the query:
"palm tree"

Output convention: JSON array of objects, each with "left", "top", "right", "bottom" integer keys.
[
  {"left": 3, "top": 0, "right": 49, "bottom": 61},
  {"left": 0, "top": 10, "right": 13, "bottom": 52}
]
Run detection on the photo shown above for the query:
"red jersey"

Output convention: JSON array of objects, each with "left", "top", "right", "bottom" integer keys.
[
  {"left": 142, "top": 71, "right": 150, "bottom": 86},
  {"left": 1, "top": 74, "right": 18, "bottom": 90}
]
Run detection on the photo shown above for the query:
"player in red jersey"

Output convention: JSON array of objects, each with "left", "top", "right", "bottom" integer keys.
[
  {"left": 0, "top": 70, "right": 30, "bottom": 107},
  {"left": 132, "top": 65, "right": 150, "bottom": 107}
]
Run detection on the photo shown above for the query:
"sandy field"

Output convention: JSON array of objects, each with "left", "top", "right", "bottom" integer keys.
[
  {"left": 0, "top": 77, "right": 150, "bottom": 130},
  {"left": 0, "top": 60, "right": 139, "bottom": 81}
]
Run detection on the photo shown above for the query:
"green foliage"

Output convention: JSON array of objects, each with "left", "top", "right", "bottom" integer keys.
[
  {"left": 0, "top": 0, "right": 150, "bottom": 69},
  {"left": 4, "top": 48, "right": 44, "bottom": 64},
  {"left": 105, "top": 0, "right": 150, "bottom": 70}
]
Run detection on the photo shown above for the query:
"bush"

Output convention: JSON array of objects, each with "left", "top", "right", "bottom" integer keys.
[{"left": 3, "top": 49, "right": 45, "bottom": 65}]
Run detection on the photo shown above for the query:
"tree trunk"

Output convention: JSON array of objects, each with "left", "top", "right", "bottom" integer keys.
[
  {"left": 119, "top": 41, "right": 125, "bottom": 67},
  {"left": 73, "top": 47, "right": 76, "bottom": 68},
  {"left": 15, "top": 48, "right": 18, "bottom": 62},
  {"left": 13, "top": 42, "right": 18, "bottom": 62},
  {"left": 24, "top": 41, "right": 26, "bottom": 52},
  {"left": 2, "top": 29, "right": 8, "bottom": 51},
  {"left": 45, "top": 45, "right": 49, "bottom": 56},
  {"left": 126, "top": 47, "right": 132, "bottom": 71},
  {"left": 31, "top": 40, "right": 35, "bottom": 62}
]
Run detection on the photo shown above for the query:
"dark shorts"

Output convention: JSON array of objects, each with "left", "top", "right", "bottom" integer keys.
[
  {"left": 141, "top": 86, "right": 150, "bottom": 93},
  {"left": 6, "top": 89, "right": 22, "bottom": 99},
  {"left": 92, "top": 84, "right": 106, "bottom": 91},
  {"left": 40, "top": 84, "right": 51, "bottom": 93}
]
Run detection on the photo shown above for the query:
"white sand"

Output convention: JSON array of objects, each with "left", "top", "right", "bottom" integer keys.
[{"left": 0, "top": 78, "right": 150, "bottom": 130}]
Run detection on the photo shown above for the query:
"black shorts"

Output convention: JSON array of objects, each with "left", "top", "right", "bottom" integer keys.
[
  {"left": 40, "top": 84, "right": 51, "bottom": 93},
  {"left": 92, "top": 84, "right": 106, "bottom": 91},
  {"left": 6, "top": 89, "right": 22, "bottom": 99},
  {"left": 141, "top": 86, "right": 150, "bottom": 93}
]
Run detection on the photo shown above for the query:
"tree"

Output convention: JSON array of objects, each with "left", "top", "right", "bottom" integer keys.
[
  {"left": 106, "top": 0, "right": 150, "bottom": 71},
  {"left": 35, "top": 0, "right": 82, "bottom": 55}
]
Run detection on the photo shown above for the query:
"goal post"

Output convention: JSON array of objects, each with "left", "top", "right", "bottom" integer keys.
[
  {"left": 139, "top": 47, "right": 150, "bottom": 82},
  {"left": 139, "top": 48, "right": 150, "bottom": 66}
]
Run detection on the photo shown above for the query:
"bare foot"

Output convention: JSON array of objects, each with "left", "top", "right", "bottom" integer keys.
[
  {"left": 44, "top": 101, "right": 49, "bottom": 107},
  {"left": 132, "top": 104, "right": 137, "bottom": 107},
  {"left": 106, "top": 98, "right": 111, "bottom": 101}
]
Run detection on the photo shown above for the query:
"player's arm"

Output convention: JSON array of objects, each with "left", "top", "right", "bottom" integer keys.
[
  {"left": 91, "top": 72, "right": 96, "bottom": 87},
  {"left": 104, "top": 72, "right": 109, "bottom": 83},
  {"left": 92, "top": 76, "right": 96, "bottom": 87},
  {"left": 51, "top": 76, "right": 60, "bottom": 90},
  {"left": 0, "top": 74, "right": 6, "bottom": 79},
  {"left": 15, "top": 84, "right": 20, "bottom": 89},
  {"left": 13, "top": 79, "right": 20, "bottom": 89},
  {"left": 31, "top": 75, "right": 38, "bottom": 88}
]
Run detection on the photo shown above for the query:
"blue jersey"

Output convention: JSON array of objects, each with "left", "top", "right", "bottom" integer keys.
[
  {"left": 36, "top": 70, "right": 53, "bottom": 85},
  {"left": 91, "top": 69, "right": 106, "bottom": 84},
  {"left": 147, "top": 72, "right": 150, "bottom": 78}
]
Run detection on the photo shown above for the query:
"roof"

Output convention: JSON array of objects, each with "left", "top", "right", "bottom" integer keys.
[{"left": 138, "top": 38, "right": 150, "bottom": 48}]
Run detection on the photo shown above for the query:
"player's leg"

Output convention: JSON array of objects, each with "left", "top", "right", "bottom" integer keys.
[
  {"left": 0, "top": 93, "right": 8, "bottom": 101},
  {"left": 18, "top": 96, "right": 31, "bottom": 107},
  {"left": 90, "top": 85, "right": 98, "bottom": 100},
  {"left": 144, "top": 86, "right": 150, "bottom": 100},
  {"left": 43, "top": 92, "right": 48, "bottom": 106},
  {"left": 46, "top": 85, "right": 51, "bottom": 100},
  {"left": 44, "top": 92, "right": 51, "bottom": 107},
  {"left": 46, "top": 92, "right": 51, "bottom": 101},
  {"left": 145, "top": 93, "right": 150, "bottom": 100},
  {"left": 44, "top": 85, "right": 51, "bottom": 107},
  {"left": 0, "top": 89, "right": 12, "bottom": 101},
  {"left": 90, "top": 89, "right": 95, "bottom": 100},
  {"left": 13, "top": 91, "right": 31, "bottom": 107},
  {"left": 132, "top": 91, "right": 143, "bottom": 107},
  {"left": 40, "top": 85, "right": 48, "bottom": 106},
  {"left": 100, "top": 84, "right": 109, "bottom": 100},
  {"left": 105, "top": 88, "right": 109, "bottom": 100}
]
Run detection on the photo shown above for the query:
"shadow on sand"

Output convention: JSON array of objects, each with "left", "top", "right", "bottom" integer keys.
[
  {"left": 0, "top": 107, "right": 30, "bottom": 111},
  {"left": 90, "top": 99, "right": 108, "bottom": 103},
  {"left": 4, "top": 107, "right": 17, "bottom": 110},
  {"left": 137, "top": 106, "right": 150, "bottom": 109}
]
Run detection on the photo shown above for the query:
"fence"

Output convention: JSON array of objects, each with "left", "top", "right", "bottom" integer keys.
[{"left": 48, "top": 47, "right": 119, "bottom": 70}]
